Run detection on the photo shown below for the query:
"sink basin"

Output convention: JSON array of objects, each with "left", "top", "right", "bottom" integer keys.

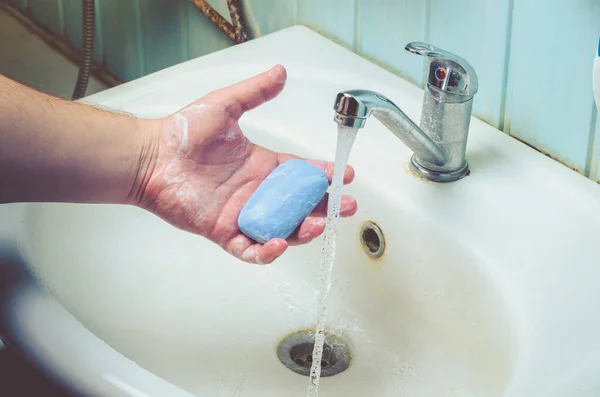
[{"left": 1, "top": 25, "right": 600, "bottom": 397}]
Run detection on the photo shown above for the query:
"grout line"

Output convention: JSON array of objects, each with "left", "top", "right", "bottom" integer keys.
[
  {"left": 181, "top": 1, "right": 190, "bottom": 61},
  {"left": 499, "top": 0, "right": 515, "bottom": 133},
  {"left": 423, "top": 0, "right": 431, "bottom": 43},
  {"left": 240, "top": 0, "right": 258, "bottom": 37},
  {"left": 421, "top": 0, "right": 431, "bottom": 88},
  {"left": 57, "top": 0, "right": 64, "bottom": 35},
  {"left": 134, "top": 0, "right": 146, "bottom": 77},
  {"left": 293, "top": 0, "right": 298, "bottom": 26},
  {"left": 94, "top": 0, "right": 103, "bottom": 62},
  {"left": 353, "top": 0, "right": 361, "bottom": 54},
  {"left": 584, "top": 103, "right": 598, "bottom": 177},
  {"left": 185, "top": 1, "right": 193, "bottom": 59}
]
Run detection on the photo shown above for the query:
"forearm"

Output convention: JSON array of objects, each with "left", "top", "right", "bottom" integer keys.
[{"left": 0, "top": 75, "right": 158, "bottom": 204}]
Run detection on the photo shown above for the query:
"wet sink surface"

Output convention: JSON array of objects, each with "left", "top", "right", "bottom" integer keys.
[
  {"left": 2, "top": 25, "right": 600, "bottom": 397},
  {"left": 17, "top": 156, "right": 514, "bottom": 396}
]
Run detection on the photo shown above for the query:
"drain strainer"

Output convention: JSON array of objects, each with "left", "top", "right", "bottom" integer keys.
[{"left": 277, "top": 330, "right": 351, "bottom": 377}]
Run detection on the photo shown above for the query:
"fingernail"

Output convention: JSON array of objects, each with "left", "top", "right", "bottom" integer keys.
[
  {"left": 341, "top": 199, "right": 352, "bottom": 211},
  {"left": 268, "top": 65, "right": 286, "bottom": 85},
  {"left": 299, "top": 230, "right": 311, "bottom": 239}
]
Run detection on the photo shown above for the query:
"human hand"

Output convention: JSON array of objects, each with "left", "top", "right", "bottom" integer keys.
[{"left": 136, "top": 65, "right": 356, "bottom": 264}]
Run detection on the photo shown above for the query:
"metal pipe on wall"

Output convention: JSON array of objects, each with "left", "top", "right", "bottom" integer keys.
[{"left": 188, "top": 0, "right": 249, "bottom": 44}]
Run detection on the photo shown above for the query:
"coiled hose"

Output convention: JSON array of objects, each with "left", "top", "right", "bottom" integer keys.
[{"left": 72, "top": 0, "right": 95, "bottom": 100}]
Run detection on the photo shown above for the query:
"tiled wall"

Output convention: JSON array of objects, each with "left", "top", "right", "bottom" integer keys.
[{"left": 9, "top": 0, "right": 600, "bottom": 183}]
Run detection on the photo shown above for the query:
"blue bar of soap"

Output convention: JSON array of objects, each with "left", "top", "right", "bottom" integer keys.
[{"left": 238, "top": 159, "right": 329, "bottom": 243}]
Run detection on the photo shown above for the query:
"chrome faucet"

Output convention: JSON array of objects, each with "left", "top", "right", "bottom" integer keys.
[{"left": 333, "top": 42, "right": 479, "bottom": 182}]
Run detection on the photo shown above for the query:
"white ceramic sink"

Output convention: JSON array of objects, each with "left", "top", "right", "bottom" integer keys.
[{"left": 2, "top": 26, "right": 600, "bottom": 397}]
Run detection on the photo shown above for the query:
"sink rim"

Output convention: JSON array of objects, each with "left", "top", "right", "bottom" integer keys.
[{"left": 0, "top": 267, "right": 196, "bottom": 397}]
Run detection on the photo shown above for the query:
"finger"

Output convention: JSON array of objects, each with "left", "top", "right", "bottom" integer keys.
[
  {"left": 224, "top": 235, "right": 288, "bottom": 264},
  {"left": 277, "top": 154, "right": 355, "bottom": 184},
  {"left": 204, "top": 64, "right": 287, "bottom": 120},
  {"left": 311, "top": 194, "right": 357, "bottom": 217},
  {"left": 305, "top": 159, "right": 355, "bottom": 184},
  {"left": 288, "top": 217, "right": 326, "bottom": 246},
  {"left": 246, "top": 238, "right": 288, "bottom": 264}
]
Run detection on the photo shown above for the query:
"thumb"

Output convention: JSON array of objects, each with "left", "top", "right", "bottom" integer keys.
[{"left": 204, "top": 64, "right": 287, "bottom": 120}]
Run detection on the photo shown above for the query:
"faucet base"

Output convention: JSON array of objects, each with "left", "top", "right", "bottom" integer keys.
[{"left": 408, "top": 155, "right": 470, "bottom": 183}]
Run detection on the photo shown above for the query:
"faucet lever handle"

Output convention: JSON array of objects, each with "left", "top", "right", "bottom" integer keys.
[{"left": 405, "top": 42, "right": 478, "bottom": 100}]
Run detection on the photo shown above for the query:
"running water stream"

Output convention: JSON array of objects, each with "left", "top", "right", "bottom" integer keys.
[{"left": 307, "top": 125, "right": 359, "bottom": 396}]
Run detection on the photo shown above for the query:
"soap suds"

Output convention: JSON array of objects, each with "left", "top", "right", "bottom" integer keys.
[
  {"left": 230, "top": 142, "right": 249, "bottom": 158},
  {"left": 180, "top": 103, "right": 209, "bottom": 118},
  {"left": 216, "top": 129, "right": 241, "bottom": 141},
  {"left": 313, "top": 217, "right": 326, "bottom": 227},
  {"left": 226, "top": 235, "right": 265, "bottom": 263},
  {"left": 173, "top": 104, "right": 210, "bottom": 154},
  {"left": 299, "top": 218, "right": 325, "bottom": 240},
  {"left": 298, "top": 229, "right": 312, "bottom": 240},
  {"left": 175, "top": 181, "right": 197, "bottom": 206},
  {"left": 173, "top": 113, "right": 189, "bottom": 153},
  {"left": 161, "top": 104, "right": 218, "bottom": 224},
  {"left": 242, "top": 245, "right": 263, "bottom": 264},
  {"left": 164, "top": 160, "right": 186, "bottom": 185}
]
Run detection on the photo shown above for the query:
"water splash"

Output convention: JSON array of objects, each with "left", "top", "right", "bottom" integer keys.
[{"left": 307, "top": 125, "right": 358, "bottom": 396}]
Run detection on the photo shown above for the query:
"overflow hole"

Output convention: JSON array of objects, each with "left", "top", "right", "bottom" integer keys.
[{"left": 360, "top": 222, "right": 385, "bottom": 258}]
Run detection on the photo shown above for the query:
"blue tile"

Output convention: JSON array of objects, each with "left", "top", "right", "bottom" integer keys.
[
  {"left": 18, "top": 0, "right": 600, "bottom": 182},
  {"left": 297, "top": 0, "right": 356, "bottom": 50},
  {"left": 92, "top": 0, "right": 104, "bottom": 62},
  {"left": 186, "top": 1, "right": 233, "bottom": 59},
  {"left": 28, "top": 0, "right": 63, "bottom": 35},
  {"left": 99, "top": 0, "right": 145, "bottom": 81},
  {"left": 61, "top": 0, "right": 103, "bottom": 63},
  {"left": 62, "top": 1, "right": 82, "bottom": 47},
  {"left": 241, "top": 0, "right": 297, "bottom": 38},
  {"left": 504, "top": 0, "right": 600, "bottom": 172},
  {"left": 428, "top": 0, "right": 512, "bottom": 128},
  {"left": 359, "top": 0, "right": 429, "bottom": 87},
  {"left": 140, "top": 0, "right": 187, "bottom": 74}
]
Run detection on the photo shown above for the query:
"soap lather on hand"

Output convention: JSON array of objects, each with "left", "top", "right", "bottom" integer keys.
[{"left": 238, "top": 159, "right": 330, "bottom": 244}]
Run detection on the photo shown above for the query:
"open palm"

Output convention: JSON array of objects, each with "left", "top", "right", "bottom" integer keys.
[{"left": 139, "top": 65, "right": 356, "bottom": 264}]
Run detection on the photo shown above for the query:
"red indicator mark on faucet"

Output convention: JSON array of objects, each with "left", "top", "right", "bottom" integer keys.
[{"left": 435, "top": 68, "right": 446, "bottom": 80}]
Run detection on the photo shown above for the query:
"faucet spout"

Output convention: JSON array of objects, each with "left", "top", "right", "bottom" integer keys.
[
  {"left": 334, "top": 42, "right": 477, "bottom": 183},
  {"left": 334, "top": 89, "right": 446, "bottom": 167}
]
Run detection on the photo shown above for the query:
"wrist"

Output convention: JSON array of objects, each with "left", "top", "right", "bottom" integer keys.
[{"left": 126, "top": 117, "right": 161, "bottom": 206}]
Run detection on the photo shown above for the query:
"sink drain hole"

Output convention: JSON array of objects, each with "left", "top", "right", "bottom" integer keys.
[
  {"left": 360, "top": 221, "right": 385, "bottom": 258},
  {"left": 289, "top": 342, "right": 337, "bottom": 369},
  {"left": 277, "top": 330, "right": 351, "bottom": 377}
]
